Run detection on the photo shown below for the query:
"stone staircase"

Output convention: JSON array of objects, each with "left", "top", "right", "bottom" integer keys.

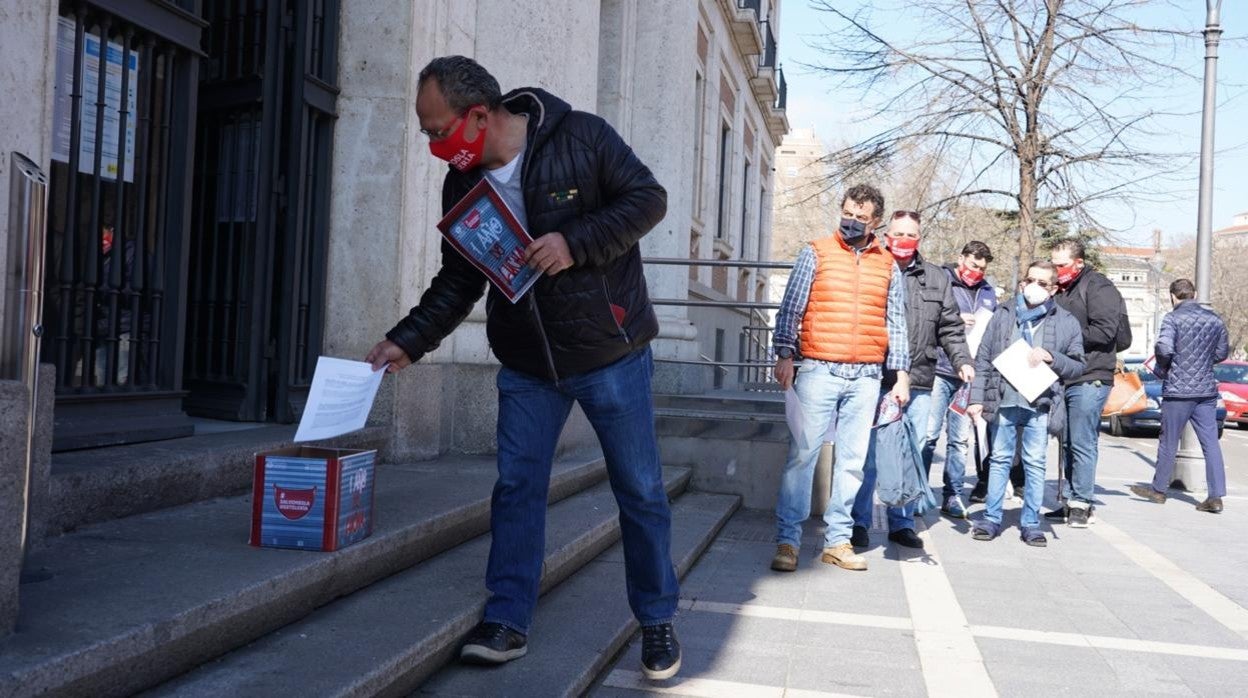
[{"left": 0, "top": 443, "right": 738, "bottom": 697}]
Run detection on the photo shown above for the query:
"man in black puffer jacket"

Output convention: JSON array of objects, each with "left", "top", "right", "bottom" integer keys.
[
  {"left": 1047, "top": 237, "right": 1130, "bottom": 527},
  {"left": 1129, "top": 279, "right": 1229, "bottom": 513},
  {"left": 366, "top": 56, "right": 680, "bottom": 679}
]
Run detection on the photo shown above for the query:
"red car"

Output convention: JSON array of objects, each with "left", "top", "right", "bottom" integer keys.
[{"left": 1216, "top": 361, "right": 1248, "bottom": 428}]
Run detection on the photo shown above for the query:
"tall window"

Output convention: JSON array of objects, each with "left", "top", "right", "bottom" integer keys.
[
  {"left": 740, "top": 158, "right": 751, "bottom": 254},
  {"left": 692, "top": 72, "right": 706, "bottom": 219},
  {"left": 716, "top": 124, "right": 731, "bottom": 240}
]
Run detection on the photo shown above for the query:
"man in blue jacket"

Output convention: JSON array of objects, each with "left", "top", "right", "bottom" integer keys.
[
  {"left": 1129, "top": 279, "right": 1229, "bottom": 513},
  {"left": 924, "top": 240, "right": 997, "bottom": 516},
  {"left": 967, "top": 261, "right": 1085, "bottom": 547}
]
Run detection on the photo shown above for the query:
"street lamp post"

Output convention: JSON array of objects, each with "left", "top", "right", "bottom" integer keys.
[{"left": 1172, "top": 0, "right": 1223, "bottom": 490}]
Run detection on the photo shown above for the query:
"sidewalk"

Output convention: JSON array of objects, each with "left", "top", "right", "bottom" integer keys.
[{"left": 593, "top": 434, "right": 1248, "bottom": 697}]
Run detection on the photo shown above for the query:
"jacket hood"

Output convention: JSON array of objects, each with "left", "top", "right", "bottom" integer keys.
[{"left": 500, "top": 87, "right": 572, "bottom": 156}]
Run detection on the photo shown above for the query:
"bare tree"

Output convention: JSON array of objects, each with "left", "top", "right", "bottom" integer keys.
[
  {"left": 808, "top": 0, "right": 1194, "bottom": 270},
  {"left": 1164, "top": 237, "right": 1248, "bottom": 354}
]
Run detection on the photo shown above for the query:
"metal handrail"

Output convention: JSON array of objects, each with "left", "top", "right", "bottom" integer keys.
[{"left": 644, "top": 257, "right": 793, "bottom": 270}]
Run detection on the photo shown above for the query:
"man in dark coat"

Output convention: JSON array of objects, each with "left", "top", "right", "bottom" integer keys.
[
  {"left": 1129, "top": 278, "right": 1229, "bottom": 513},
  {"left": 850, "top": 209, "right": 974, "bottom": 550},
  {"left": 365, "top": 56, "right": 680, "bottom": 679},
  {"left": 1048, "top": 237, "right": 1129, "bottom": 527},
  {"left": 968, "top": 261, "right": 1085, "bottom": 547}
]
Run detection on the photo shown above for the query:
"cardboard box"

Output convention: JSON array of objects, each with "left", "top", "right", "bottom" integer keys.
[{"left": 250, "top": 446, "right": 376, "bottom": 551}]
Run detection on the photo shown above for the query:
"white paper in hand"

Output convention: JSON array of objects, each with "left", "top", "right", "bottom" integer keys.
[
  {"left": 991, "top": 338, "right": 1059, "bottom": 403},
  {"left": 966, "top": 307, "right": 995, "bottom": 358},
  {"left": 294, "top": 357, "right": 386, "bottom": 442}
]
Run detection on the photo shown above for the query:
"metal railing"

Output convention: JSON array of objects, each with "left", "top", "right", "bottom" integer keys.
[
  {"left": 777, "top": 66, "right": 788, "bottom": 110},
  {"left": 760, "top": 20, "right": 778, "bottom": 69},
  {"left": 645, "top": 257, "right": 791, "bottom": 390}
]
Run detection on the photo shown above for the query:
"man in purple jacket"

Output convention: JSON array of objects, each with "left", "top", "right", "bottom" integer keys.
[{"left": 1129, "top": 279, "right": 1229, "bottom": 513}]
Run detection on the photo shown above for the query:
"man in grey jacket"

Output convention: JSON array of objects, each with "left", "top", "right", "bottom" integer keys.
[
  {"left": 967, "top": 261, "right": 1085, "bottom": 547},
  {"left": 850, "top": 210, "right": 974, "bottom": 550},
  {"left": 1129, "top": 279, "right": 1229, "bottom": 513}
]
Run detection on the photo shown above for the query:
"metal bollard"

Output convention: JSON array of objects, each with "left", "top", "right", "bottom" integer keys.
[
  {"left": 1, "top": 152, "right": 48, "bottom": 560},
  {"left": 811, "top": 442, "right": 833, "bottom": 516}
]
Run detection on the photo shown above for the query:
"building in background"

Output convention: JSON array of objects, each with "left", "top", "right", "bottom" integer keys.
[
  {"left": 1101, "top": 236, "right": 1170, "bottom": 359},
  {"left": 683, "top": 0, "right": 790, "bottom": 391},
  {"left": 765, "top": 127, "right": 829, "bottom": 346},
  {"left": 0, "top": 0, "right": 787, "bottom": 459},
  {"left": 1215, "top": 212, "right": 1248, "bottom": 244}
]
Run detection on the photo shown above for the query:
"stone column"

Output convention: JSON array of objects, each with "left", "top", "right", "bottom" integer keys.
[{"left": 620, "top": 0, "right": 706, "bottom": 393}]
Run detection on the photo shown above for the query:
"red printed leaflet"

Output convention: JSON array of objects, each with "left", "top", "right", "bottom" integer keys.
[{"left": 436, "top": 178, "right": 540, "bottom": 303}]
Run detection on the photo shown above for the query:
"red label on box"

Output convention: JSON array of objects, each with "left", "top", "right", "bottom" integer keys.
[{"left": 275, "top": 485, "right": 317, "bottom": 520}]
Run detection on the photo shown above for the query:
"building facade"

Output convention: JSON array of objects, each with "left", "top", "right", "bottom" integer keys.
[
  {"left": 1100, "top": 242, "right": 1170, "bottom": 359},
  {"left": 0, "top": 0, "right": 787, "bottom": 458}
]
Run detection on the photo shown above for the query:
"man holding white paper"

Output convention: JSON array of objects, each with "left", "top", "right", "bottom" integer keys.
[
  {"left": 967, "top": 261, "right": 1084, "bottom": 547},
  {"left": 924, "top": 240, "right": 998, "bottom": 515},
  {"left": 365, "top": 56, "right": 681, "bottom": 680}
]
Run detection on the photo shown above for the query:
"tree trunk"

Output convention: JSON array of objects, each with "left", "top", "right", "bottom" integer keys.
[{"left": 1016, "top": 157, "right": 1038, "bottom": 285}]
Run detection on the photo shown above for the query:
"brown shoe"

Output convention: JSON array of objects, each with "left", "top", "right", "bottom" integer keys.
[
  {"left": 770, "top": 544, "right": 799, "bottom": 572},
  {"left": 1130, "top": 484, "right": 1166, "bottom": 504},
  {"left": 1196, "top": 497, "right": 1224, "bottom": 513},
  {"left": 821, "top": 543, "right": 868, "bottom": 571}
]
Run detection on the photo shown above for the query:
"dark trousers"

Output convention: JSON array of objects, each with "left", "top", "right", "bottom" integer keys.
[{"left": 1153, "top": 396, "right": 1226, "bottom": 498}]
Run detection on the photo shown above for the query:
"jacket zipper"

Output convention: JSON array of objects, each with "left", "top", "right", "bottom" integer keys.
[
  {"left": 529, "top": 293, "right": 560, "bottom": 381},
  {"left": 602, "top": 277, "right": 631, "bottom": 344}
]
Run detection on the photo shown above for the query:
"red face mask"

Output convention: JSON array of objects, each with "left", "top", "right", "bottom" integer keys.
[
  {"left": 957, "top": 264, "right": 984, "bottom": 286},
  {"left": 888, "top": 236, "right": 919, "bottom": 261},
  {"left": 428, "top": 109, "right": 486, "bottom": 172},
  {"left": 1055, "top": 262, "right": 1080, "bottom": 287}
]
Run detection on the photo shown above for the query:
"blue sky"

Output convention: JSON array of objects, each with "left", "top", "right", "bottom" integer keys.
[{"left": 777, "top": 1, "right": 1248, "bottom": 247}]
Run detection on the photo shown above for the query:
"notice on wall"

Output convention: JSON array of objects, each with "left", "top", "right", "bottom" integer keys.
[{"left": 51, "top": 16, "right": 140, "bottom": 182}]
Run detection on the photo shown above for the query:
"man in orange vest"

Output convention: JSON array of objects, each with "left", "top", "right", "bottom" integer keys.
[{"left": 770, "top": 184, "right": 912, "bottom": 573}]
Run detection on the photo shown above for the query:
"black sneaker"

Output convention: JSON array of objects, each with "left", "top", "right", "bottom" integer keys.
[
  {"left": 969, "top": 484, "right": 988, "bottom": 503},
  {"left": 1043, "top": 505, "right": 1069, "bottom": 522},
  {"left": 1068, "top": 506, "right": 1090, "bottom": 528},
  {"left": 850, "top": 525, "right": 870, "bottom": 549},
  {"left": 460, "top": 621, "right": 528, "bottom": 664},
  {"left": 888, "top": 528, "right": 925, "bottom": 549},
  {"left": 641, "top": 623, "right": 681, "bottom": 680}
]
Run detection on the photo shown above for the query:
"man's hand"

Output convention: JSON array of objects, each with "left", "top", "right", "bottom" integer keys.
[
  {"left": 966, "top": 404, "right": 984, "bottom": 420},
  {"left": 959, "top": 364, "right": 976, "bottom": 383},
  {"left": 365, "top": 339, "right": 412, "bottom": 373},
  {"left": 775, "top": 357, "right": 795, "bottom": 390},
  {"left": 1028, "top": 347, "right": 1053, "bottom": 367},
  {"left": 526, "top": 232, "right": 574, "bottom": 276},
  {"left": 961, "top": 312, "right": 977, "bottom": 327},
  {"left": 891, "top": 371, "right": 911, "bottom": 408}
]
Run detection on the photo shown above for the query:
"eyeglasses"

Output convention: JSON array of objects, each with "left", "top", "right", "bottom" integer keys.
[
  {"left": 420, "top": 106, "right": 481, "bottom": 140},
  {"left": 1024, "top": 277, "right": 1055, "bottom": 289},
  {"left": 892, "top": 210, "right": 921, "bottom": 223}
]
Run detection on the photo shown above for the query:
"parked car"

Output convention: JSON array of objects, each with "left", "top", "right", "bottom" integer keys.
[
  {"left": 1215, "top": 360, "right": 1248, "bottom": 429},
  {"left": 1103, "top": 358, "right": 1225, "bottom": 438}
]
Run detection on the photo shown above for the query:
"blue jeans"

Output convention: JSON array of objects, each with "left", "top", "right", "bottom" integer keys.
[
  {"left": 486, "top": 347, "right": 677, "bottom": 634},
  {"left": 852, "top": 388, "right": 932, "bottom": 533},
  {"left": 775, "top": 362, "right": 880, "bottom": 548},
  {"left": 924, "top": 374, "right": 972, "bottom": 498},
  {"left": 983, "top": 407, "right": 1049, "bottom": 528},
  {"left": 1062, "top": 382, "right": 1112, "bottom": 505}
]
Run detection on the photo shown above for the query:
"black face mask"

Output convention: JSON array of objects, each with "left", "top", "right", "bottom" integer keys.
[{"left": 839, "top": 217, "right": 869, "bottom": 243}]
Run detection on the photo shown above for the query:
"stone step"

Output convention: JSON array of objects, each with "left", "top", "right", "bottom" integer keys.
[
  {"left": 652, "top": 391, "right": 785, "bottom": 416},
  {"left": 43, "top": 423, "right": 391, "bottom": 537},
  {"left": 144, "top": 467, "right": 698, "bottom": 698},
  {"left": 0, "top": 451, "right": 608, "bottom": 697},
  {"left": 420, "top": 491, "right": 740, "bottom": 698}
]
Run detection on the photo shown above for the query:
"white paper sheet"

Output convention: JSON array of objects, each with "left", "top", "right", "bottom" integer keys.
[
  {"left": 293, "top": 357, "right": 386, "bottom": 443},
  {"left": 966, "top": 307, "right": 995, "bottom": 359},
  {"left": 991, "top": 338, "right": 1059, "bottom": 403},
  {"left": 974, "top": 414, "right": 989, "bottom": 458}
]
